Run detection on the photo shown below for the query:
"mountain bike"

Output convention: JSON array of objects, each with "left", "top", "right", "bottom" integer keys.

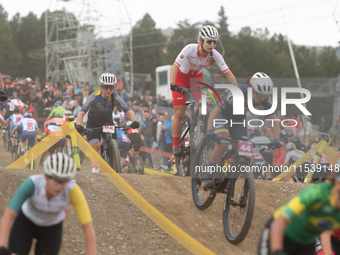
[
  {"left": 192, "top": 136, "right": 271, "bottom": 244},
  {"left": 2, "top": 123, "right": 11, "bottom": 152},
  {"left": 10, "top": 132, "right": 21, "bottom": 162},
  {"left": 126, "top": 150, "right": 144, "bottom": 174},
  {"left": 83, "top": 124, "right": 121, "bottom": 173},
  {"left": 37, "top": 136, "right": 67, "bottom": 170},
  {"left": 18, "top": 137, "right": 35, "bottom": 169},
  {"left": 115, "top": 124, "right": 144, "bottom": 174},
  {"left": 170, "top": 84, "right": 209, "bottom": 176}
]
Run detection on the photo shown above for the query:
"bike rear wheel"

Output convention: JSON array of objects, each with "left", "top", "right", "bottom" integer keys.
[
  {"left": 11, "top": 138, "right": 17, "bottom": 162},
  {"left": 108, "top": 139, "right": 122, "bottom": 173},
  {"left": 4, "top": 126, "right": 11, "bottom": 152},
  {"left": 79, "top": 148, "right": 85, "bottom": 164},
  {"left": 134, "top": 156, "right": 144, "bottom": 174},
  {"left": 38, "top": 151, "right": 48, "bottom": 170},
  {"left": 223, "top": 170, "right": 255, "bottom": 244},
  {"left": 122, "top": 162, "right": 136, "bottom": 174},
  {"left": 191, "top": 138, "right": 216, "bottom": 210},
  {"left": 3, "top": 129, "right": 8, "bottom": 151}
]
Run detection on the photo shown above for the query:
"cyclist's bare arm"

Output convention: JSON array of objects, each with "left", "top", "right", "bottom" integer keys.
[
  {"left": 76, "top": 111, "right": 86, "bottom": 126},
  {"left": 82, "top": 221, "right": 97, "bottom": 255},
  {"left": 267, "top": 114, "right": 280, "bottom": 140},
  {"left": 320, "top": 230, "right": 333, "bottom": 254},
  {"left": 0, "top": 207, "right": 18, "bottom": 247},
  {"left": 269, "top": 216, "right": 288, "bottom": 252},
  {"left": 207, "top": 106, "right": 222, "bottom": 131},
  {"left": 11, "top": 124, "right": 19, "bottom": 136},
  {"left": 223, "top": 70, "right": 238, "bottom": 86},
  {"left": 170, "top": 64, "right": 179, "bottom": 84},
  {"left": 140, "top": 134, "right": 145, "bottom": 143},
  {"left": 125, "top": 110, "right": 137, "bottom": 122}
]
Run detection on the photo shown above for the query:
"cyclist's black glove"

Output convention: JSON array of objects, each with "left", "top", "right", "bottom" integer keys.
[
  {"left": 270, "top": 251, "right": 287, "bottom": 255},
  {"left": 76, "top": 125, "right": 85, "bottom": 134},
  {"left": 0, "top": 247, "right": 12, "bottom": 255},
  {"left": 207, "top": 130, "right": 217, "bottom": 142},
  {"left": 170, "top": 83, "right": 185, "bottom": 95},
  {"left": 130, "top": 121, "right": 139, "bottom": 129},
  {"left": 0, "top": 89, "right": 8, "bottom": 102}
]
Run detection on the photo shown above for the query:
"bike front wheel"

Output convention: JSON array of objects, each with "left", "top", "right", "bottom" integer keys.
[
  {"left": 223, "top": 169, "right": 255, "bottom": 244},
  {"left": 108, "top": 139, "right": 122, "bottom": 173}
]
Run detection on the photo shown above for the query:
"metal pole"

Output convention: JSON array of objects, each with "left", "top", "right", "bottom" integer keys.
[
  {"left": 280, "top": 8, "right": 305, "bottom": 103},
  {"left": 45, "top": 11, "right": 48, "bottom": 81},
  {"left": 130, "top": 28, "right": 134, "bottom": 93}
]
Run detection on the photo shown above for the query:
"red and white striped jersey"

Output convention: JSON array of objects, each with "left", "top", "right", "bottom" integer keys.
[
  {"left": 11, "top": 99, "right": 25, "bottom": 114},
  {"left": 174, "top": 44, "right": 230, "bottom": 76}
]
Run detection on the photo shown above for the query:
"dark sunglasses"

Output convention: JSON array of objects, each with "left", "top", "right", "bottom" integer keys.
[
  {"left": 101, "top": 85, "right": 114, "bottom": 91},
  {"left": 205, "top": 40, "right": 217, "bottom": 45}
]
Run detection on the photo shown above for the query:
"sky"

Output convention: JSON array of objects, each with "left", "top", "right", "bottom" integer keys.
[{"left": 1, "top": 0, "right": 340, "bottom": 47}]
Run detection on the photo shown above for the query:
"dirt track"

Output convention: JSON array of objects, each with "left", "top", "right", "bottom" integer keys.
[{"left": 0, "top": 167, "right": 308, "bottom": 255}]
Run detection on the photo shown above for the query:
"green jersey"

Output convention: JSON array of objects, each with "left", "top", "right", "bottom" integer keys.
[
  {"left": 274, "top": 183, "right": 340, "bottom": 245},
  {"left": 49, "top": 107, "right": 65, "bottom": 117}
]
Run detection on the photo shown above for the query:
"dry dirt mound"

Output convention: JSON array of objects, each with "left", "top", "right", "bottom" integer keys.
[{"left": 0, "top": 168, "right": 308, "bottom": 255}]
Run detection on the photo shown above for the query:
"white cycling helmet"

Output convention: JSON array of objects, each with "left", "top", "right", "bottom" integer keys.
[
  {"left": 199, "top": 25, "right": 219, "bottom": 41},
  {"left": 24, "top": 112, "right": 32, "bottom": 118},
  {"left": 44, "top": 153, "right": 77, "bottom": 181},
  {"left": 99, "top": 73, "right": 117, "bottom": 86},
  {"left": 285, "top": 142, "right": 296, "bottom": 151},
  {"left": 250, "top": 72, "right": 274, "bottom": 96},
  {"left": 63, "top": 110, "right": 72, "bottom": 116}
]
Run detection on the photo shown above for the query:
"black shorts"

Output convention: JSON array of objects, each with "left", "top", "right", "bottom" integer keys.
[
  {"left": 48, "top": 138, "right": 66, "bottom": 154},
  {"left": 258, "top": 217, "right": 315, "bottom": 255},
  {"left": 9, "top": 211, "right": 63, "bottom": 255},
  {"left": 213, "top": 111, "right": 247, "bottom": 140},
  {"left": 128, "top": 133, "right": 141, "bottom": 152},
  {"left": 86, "top": 122, "right": 117, "bottom": 145}
]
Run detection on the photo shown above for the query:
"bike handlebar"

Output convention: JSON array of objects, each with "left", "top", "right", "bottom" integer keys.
[
  {"left": 83, "top": 124, "right": 132, "bottom": 135},
  {"left": 170, "top": 83, "right": 208, "bottom": 95}
]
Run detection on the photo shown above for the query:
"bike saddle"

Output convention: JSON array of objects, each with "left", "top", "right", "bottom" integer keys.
[
  {"left": 240, "top": 136, "right": 249, "bottom": 141},
  {"left": 185, "top": 101, "right": 196, "bottom": 106}
]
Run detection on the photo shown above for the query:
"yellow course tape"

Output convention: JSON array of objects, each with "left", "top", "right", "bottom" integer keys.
[
  {"left": 7, "top": 124, "right": 216, "bottom": 255},
  {"left": 272, "top": 141, "right": 322, "bottom": 181}
]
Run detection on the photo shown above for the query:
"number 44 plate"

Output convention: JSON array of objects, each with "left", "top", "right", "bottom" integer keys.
[
  {"left": 103, "top": 125, "right": 115, "bottom": 134},
  {"left": 238, "top": 141, "right": 253, "bottom": 157}
]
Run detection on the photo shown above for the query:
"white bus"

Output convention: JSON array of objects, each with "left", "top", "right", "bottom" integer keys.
[{"left": 155, "top": 65, "right": 172, "bottom": 100}]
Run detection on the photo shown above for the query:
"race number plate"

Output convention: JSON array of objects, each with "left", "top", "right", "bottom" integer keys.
[
  {"left": 103, "top": 125, "right": 115, "bottom": 134},
  {"left": 238, "top": 141, "right": 253, "bottom": 157}
]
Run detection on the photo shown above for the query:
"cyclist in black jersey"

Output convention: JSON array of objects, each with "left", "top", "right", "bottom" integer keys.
[
  {"left": 203, "top": 72, "right": 282, "bottom": 189},
  {"left": 76, "top": 73, "right": 139, "bottom": 172}
]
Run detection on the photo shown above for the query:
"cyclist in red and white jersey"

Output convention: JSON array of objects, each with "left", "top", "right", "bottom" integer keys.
[
  {"left": 170, "top": 25, "right": 237, "bottom": 155},
  {"left": 10, "top": 98, "right": 25, "bottom": 115}
]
